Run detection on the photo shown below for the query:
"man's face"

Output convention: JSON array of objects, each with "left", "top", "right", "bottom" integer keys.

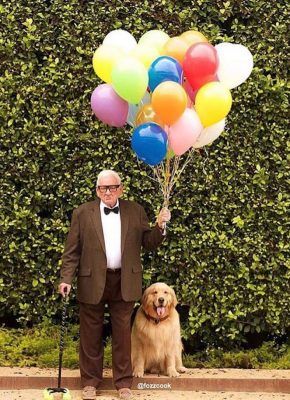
[{"left": 96, "top": 175, "right": 123, "bottom": 208}]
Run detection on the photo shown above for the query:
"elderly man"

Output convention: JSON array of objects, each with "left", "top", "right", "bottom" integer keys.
[{"left": 58, "top": 170, "right": 170, "bottom": 400}]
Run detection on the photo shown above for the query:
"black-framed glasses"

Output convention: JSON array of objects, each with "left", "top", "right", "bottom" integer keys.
[{"left": 97, "top": 185, "right": 120, "bottom": 193}]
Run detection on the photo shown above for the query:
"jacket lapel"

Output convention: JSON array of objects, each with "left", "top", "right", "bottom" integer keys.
[
  {"left": 120, "top": 199, "right": 129, "bottom": 256},
  {"left": 90, "top": 199, "right": 106, "bottom": 254}
]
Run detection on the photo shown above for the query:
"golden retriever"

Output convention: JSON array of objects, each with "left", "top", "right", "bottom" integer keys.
[{"left": 131, "top": 282, "right": 187, "bottom": 377}]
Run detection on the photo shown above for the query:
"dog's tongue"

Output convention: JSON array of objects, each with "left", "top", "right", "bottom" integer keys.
[{"left": 157, "top": 306, "right": 165, "bottom": 317}]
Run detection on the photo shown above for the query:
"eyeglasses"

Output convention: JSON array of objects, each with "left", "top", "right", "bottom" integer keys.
[{"left": 97, "top": 185, "right": 120, "bottom": 193}]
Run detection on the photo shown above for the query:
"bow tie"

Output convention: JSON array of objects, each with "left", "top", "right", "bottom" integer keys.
[{"left": 104, "top": 206, "right": 119, "bottom": 215}]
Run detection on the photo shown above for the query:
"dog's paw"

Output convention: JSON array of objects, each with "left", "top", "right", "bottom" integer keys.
[
  {"left": 133, "top": 369, "right": 144, "bottom": 378},
  {"left": 177, "top": 366, "right": 187, "bottom": 373},
  {"left": 167, "top": 368, "right": 180, "bottom": 377}
]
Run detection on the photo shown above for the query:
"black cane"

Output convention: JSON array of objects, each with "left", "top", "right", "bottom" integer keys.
[
  {"left": 58, "top": 292, "right": 68, "bottom": 388},
  {"left": 43, "top": 289, "right": 71, "bottom": 399}
]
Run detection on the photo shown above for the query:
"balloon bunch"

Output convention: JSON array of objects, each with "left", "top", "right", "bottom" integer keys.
[{"left": 91, "top": 29, "right": 253, "bottom": 206}]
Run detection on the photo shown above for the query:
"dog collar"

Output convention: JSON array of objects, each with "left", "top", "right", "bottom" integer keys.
[{"left": 142, "top": 308, "right": 169, "bottom": 324}]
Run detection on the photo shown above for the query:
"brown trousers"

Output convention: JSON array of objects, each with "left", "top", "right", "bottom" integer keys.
[{"left": 78, "top": 269, "right": 135, "bottom": 389}]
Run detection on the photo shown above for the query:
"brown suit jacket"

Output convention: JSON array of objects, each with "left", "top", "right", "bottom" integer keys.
[{"left": 60, "top": 198, "right": 164, "bottom": 304}]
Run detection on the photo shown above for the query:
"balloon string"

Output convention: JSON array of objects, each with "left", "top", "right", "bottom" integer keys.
[{"left": 151, "top": 145, "right": 196, "bottom": 235}]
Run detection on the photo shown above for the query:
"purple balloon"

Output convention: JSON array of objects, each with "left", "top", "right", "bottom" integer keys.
[{"left": 91, "top": 84, "right": 128, "bottom": 127}]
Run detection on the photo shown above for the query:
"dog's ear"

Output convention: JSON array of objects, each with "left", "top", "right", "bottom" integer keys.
[
  {"left": 170, "top": 288, "right": 178, "bottom": 308},
  {"left": 141, "top": 287, "right": 149, "bottom": 308}
]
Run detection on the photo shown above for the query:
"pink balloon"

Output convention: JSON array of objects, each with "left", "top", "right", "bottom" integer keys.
[
  {"left": 91, "top": 84, "right": 128, "bottom": 127},
  {"left": 168, "top": 108, "right": 203, "bottom": 155}
]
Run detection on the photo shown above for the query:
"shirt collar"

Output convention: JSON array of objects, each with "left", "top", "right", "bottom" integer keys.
[{"left": 100, "top": 199, "right": 119, "bottom": 211}]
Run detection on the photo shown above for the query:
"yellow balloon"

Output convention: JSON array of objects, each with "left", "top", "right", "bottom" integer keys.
[
  {"left": 195, "top": 82, "right": 232, "bottom": 127},
  {"left": 139, "top": 30, "right": 170, "bottom": 53},
  {"left": 131, "top": 44, "right": 160, "bottom": 68},
  {"left": 180, "top": 30, "right": 208, "bottom": 46},
  {"left": 92, "top": 45, "right": 124, "bottom": 83}
]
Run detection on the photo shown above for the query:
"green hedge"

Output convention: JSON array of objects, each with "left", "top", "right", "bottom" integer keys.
[
  {"left": 1, "top": 322, "right": 289, "bottom": 369},
  {"left": 0, "top": 0, "right": 288, "bottom": 347}
]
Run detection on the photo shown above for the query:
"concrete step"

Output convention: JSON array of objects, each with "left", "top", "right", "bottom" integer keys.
[{"left": 0, "top": 367, "right": 289, "bottom": 393}]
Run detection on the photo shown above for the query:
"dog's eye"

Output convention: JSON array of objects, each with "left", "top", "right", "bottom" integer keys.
[
  {"left": 154, "top": 290, "right": 158, "bottom": 294},
  {"left": 164, "top": 291, "right": 168, "bottom": 294}
]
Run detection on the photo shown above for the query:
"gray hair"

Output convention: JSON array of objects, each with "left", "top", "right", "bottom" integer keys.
[{"left": 96, "top": 170, "right": 122, "bottom": 187}]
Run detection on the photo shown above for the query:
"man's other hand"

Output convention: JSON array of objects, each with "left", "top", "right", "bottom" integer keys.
[{"left": 58, "top": 283, "right": 71, "bottom": 298}]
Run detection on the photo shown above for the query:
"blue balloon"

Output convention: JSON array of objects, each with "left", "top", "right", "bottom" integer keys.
[
  {"left": 148, "top": 56, "right": 183, "bottom": 92},
  {"left": 131, "top": 123, "right": 168, "bottom": 166}
]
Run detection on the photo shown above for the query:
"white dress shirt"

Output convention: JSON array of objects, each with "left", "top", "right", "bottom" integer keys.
[{"left": 100, "top": 200, "right": 122, "bottom": 269}]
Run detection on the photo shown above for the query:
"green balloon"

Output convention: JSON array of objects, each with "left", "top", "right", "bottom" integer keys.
[
  {"left": 63, "top": 391, "right": 72, "bottom": 400},
  {"left": 166, "top": 148, "right": 175, "bottom": 160},
  {"left": 42, "top": 389, "right": 53, "bottom": 400},
  {"left": 112, "top": 57, "right": 148, "bottom": 104}
]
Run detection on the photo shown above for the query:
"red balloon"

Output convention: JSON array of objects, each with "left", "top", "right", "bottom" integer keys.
[
  {"left": 183, "top": 78, "right": 198, "bottom": 104},
  {"left": 183, "top": 43, "right": 219, "bottom": 91}
]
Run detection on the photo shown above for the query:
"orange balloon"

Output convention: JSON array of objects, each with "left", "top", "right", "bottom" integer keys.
[
  {"left": 162, "top": 36, "right": 189, "bottom": 64},
  {"left": 152, "top": 81, "right": 187, "bottom": 125},
  {"left": 180, "top": 30, "right": 208, "bottom": 47},
  {"left": 135, "top": 104, "right": 165, "bottom": 127}
]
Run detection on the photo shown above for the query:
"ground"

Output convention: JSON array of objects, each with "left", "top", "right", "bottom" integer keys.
[
  {"left": 1, "top": 368, "right": 289, "bottom": 400},
  {"left": 0, "top": 389, "right": 290, "bottom": 400}
]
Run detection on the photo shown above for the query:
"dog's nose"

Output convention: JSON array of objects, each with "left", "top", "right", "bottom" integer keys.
[{"left": 158, "top": 297, "right": 164, "bottom": 304}]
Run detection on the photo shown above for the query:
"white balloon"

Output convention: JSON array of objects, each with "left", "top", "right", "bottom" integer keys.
[
  {"left": 103, "top": 29, "right": 137, "bottom": 54},
  {"left": 215, "top": 43, "right": 253, "bottom": 89},
  {"left": 193, "top": 119, "right": 226, "bottom": 148}
]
